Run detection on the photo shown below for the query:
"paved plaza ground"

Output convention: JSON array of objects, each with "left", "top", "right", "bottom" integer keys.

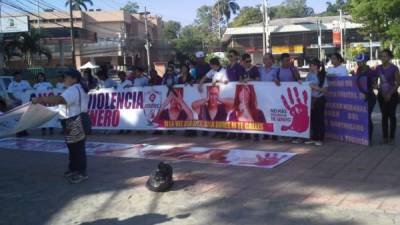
[{"left": 0, "top": 113, "right": 400, "bottom": 225}]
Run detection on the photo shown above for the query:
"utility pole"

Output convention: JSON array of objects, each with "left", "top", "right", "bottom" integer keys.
[
  {"left": 262, "top": 1, "right": 266, "bottom": 54},
  {"left": 120, "top": 23, "right": 127, "bottom": 71},
  {"left": 144, "top": 6, "right": 151, "bottom": 75},
  {"left": 317, "top": 19, "right": 322, "bottom": 61},
  {"left": 217, "top": 0, "right": 221, "bottom": 40},
  {"left": 37, "top": 0, "right": 42, "bottom": 63},
  {"left": 369, "top": 33, "right": 373, "bottom": 60},
  {"left": 339, "top": 9, "right": 343, "bottom": 57},
  {"left": 69, "top": 0, "right": 76, "bottom": 68}
]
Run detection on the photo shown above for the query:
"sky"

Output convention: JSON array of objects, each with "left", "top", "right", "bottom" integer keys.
[{"left": 50, "top": 0, "right": 331, "bottom": 26}]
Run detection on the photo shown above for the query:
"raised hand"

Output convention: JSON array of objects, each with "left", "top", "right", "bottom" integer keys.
[{"left": 281, "top": 87, "right": 309, "bottom": 133}]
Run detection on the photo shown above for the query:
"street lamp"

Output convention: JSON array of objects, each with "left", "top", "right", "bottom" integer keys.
[{"left": 139, "top": 8, "right": 151, "bottom": 75}]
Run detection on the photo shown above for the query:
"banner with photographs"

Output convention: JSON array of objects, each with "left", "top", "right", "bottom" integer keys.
[{"left": 87, "top": 82, "right": 311, "bottom": 138}]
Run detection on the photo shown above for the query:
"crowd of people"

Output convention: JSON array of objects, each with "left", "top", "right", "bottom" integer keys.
[{"left": 1, "top": 48, "right": 399, "bottom": 184}]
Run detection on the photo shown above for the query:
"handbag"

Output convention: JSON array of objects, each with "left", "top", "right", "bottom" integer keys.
[{"left": 77, "top": 86, "right": 92, "bottom": 135}]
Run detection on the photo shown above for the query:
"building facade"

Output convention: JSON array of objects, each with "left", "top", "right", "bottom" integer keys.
[
  {"left": 5, "top": 9, "right": 171, "bottom": 70},
  {"left": 222, "top": 16, "right": 380, "bottom": 66}
]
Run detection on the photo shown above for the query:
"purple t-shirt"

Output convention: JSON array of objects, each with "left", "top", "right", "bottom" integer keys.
[
  {"left": 226, "top": 63, "right": 245, "bottom": 81},
  {"left": 277, "top": 67, "right": 298, "bottom": 82},
  {"left": 376, "top": 64, "right": 399, "bottom": 93},
  {"left": 241, "top": 66, "right": 260, "bottom": 81}
]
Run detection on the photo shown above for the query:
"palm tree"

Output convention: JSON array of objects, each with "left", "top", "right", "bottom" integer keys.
[
  {"left": 213, "top": 0, "right": 240, "bottom": 24},
  {"left": 65, "top": 0, "right": 94, "bottom": 11},
  {"left": 11, "top": 29, "right": 52, "bottom": 66}
]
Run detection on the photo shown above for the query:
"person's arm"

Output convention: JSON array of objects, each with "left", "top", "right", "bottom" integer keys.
[
  {"left": 191, "top": 99, "right": 206, "bottom": 115},
  {"left": 386, "top": 68, "right": 400, "bottom": 100},
  {"left": 198, "top": 75, "right": 209, "bottom": 93},
  {"left": 23, "top": 81, "right": 32, "bottom": 91},
  {"left": 32, "top": 95, "right": 66, "bottom": 105},
  {"left": 293, "top": 67, "right": 301, "bottom": 83},
  {"left": 176, "top": 93, "right": 193, "bottom": 120},
  {"left": 7, "top": 83, "right": 18, "bottom": 101}
]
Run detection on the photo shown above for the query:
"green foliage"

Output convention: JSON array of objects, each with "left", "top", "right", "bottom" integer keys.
[
  {"left": 120, "top": 1, "right": 139, "bottom": 14},
  {"left": 163, "top": 20, "right": 182, "bottom": 41},
  {"left": 213, "top": 0, "right": 240, "bottom": 24},
  {"left": 319, "top": 0, "right": 348, "bottom": 16},
  {"left": 205, "top": 53, "right": 229, "bottom": 66},
  {"left": 65, "top": 0, "right": 93, "bottom": 11},
  {"left": 230, "top": 6, "right": 263, "bottom": 27},
  {"left": 270, "top": 0, "right": 315, "bottom": 19},
  {"left": 347, "top": 44, "right": 367, "bottom": 59},
  {"left": 172, "top": 26, "right": 204, "bottom": 58},
  {"left": 349, "top": 0, "right": 400, "bottom": 53}
]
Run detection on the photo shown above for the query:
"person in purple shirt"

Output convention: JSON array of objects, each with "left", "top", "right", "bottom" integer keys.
[
  {"left": 226, "top": 49, "right": 244, "bottom": 82},
  {"left": 194, "top": 51, "right": 211, "bottom": 82},
  {"left": 240, "top": 53, "right": 260, "bottom": 82},
  {"left": 275, "top": 53, "right": 301, "bottom": 85},
  {"left": 375, "top": 49, "right": 400, "bottom": 144},
  {"left": 351, "top": 53, "right": 378, "bottom": 143}
]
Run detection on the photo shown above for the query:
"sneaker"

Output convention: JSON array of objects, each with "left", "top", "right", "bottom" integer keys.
[
  {"left": 68, "top": 173, "right": 88, "bottom": 184},
  {"left": 291, "top": 138, "right": 303, "bottom": 144},
  {"left": 314, "top": 141, "right": 323, "bottom": 146},
  {"left": 304, "top": 140, "right": 316, "bottom": 145},
  {"left": 64, "top": 170, "right": 76, "bottom": 178}
]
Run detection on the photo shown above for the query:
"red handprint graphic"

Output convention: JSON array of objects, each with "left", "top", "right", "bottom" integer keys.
[
  {"left": 281, "top": 87, "right": 309, "bottom": 133},
  {"left": 255, "top": 153, "right": 288, "bottom": 166}
]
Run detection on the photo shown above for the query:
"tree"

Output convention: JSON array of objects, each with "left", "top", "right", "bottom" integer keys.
[
  {"left": 65, "top": 0, "right": 94, "bottom": 11},
  {"left": 120, "top": 1, "right": 139, "bottom": 14},
  {"left": 194, "top": 5, "right": 214, "bottom": 32},
  {"left": 10, "top": 29, "right": 52, "bottom": 66},
  {"left": 213, "top": 0, "right": 240, "bottom": 24},
  {"left": 172, "top": 25, "right": 204, "bottom": 57},
  {"left": 269, "top": 0, "right": 315, "bottom": 19},
  {"left": 319, "top": 0, "right": 347, "bottom": 16},
  {"left": 230, "top": 6, "right": 263, "bottom": 27},
  {"left": 163, "top": 20, "right": 182, "bottom": 41}
]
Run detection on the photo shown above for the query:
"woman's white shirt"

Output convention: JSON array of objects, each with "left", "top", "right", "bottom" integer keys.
[
  {"left": 59, "top": 84, "right": 88, "bottom": 119},
  {"left": 327, "top": 64, "right": 349, "bottom": 77},
  {"left": 34, "top": 82, "right": 53, "bottom": 92}
]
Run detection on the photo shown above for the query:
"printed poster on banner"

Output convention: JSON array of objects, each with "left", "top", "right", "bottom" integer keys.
[
  {"left": 0, "top": 138, "right": 297, "bottom": 169},
  {"left": 87, "top": 82, "right": 311, "bottom": 138},
  {"left": 325, "top": 77, "right": 370, "bottom": 145}
]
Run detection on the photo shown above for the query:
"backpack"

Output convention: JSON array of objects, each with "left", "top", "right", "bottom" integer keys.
[
  {"left": 146, "top": 162, "right": 174, "bottom": 192},
  {"left": 276, "top": 67, "right": 299, "bottom": 82}
]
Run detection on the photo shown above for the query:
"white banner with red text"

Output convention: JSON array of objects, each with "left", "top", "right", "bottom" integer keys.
[{"left": 87, "top": 82, "right": 311, "bottom": 138}]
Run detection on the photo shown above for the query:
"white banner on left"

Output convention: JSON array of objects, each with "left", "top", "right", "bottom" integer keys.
[{"left": 0, "top": 103, "right": 59, "bottom": 137}]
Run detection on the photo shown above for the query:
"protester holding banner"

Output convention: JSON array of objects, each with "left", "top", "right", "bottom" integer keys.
[
  {"left": 275, "top": 53, "right": 301, "bottom": 85},
  {"left": 376, "top": 49, "right": 400, "bottom": 144},
  {"left": 32, "top": 69, "right": 89, "bottom": 184},
  {"left": 194, "top": 51, "right": 211, "bottom": 82},
  {"left": 8, "top": 71, "right": 32, "bottom": 137},
  {"left": 304, "top": 59, "right": 328, "bottom": 146},
  {"left": 133, "top": 67, "right": 149, "bottom": 87},
  {"left": 178, "top": 64, "right": 194, "bottom": 85},
  {"left": 97, "top": 70, "right": 117, "bottom": 89},
  {"left": 241, "top": 53, "right": 261, "bottom": 82},
  {"left": 327, "top": 53, "right": 349, "bottom": 77},
  {"left": 148, "top": 68, "right": 163, "bottom": 86},
  {"left": 352, "top": 53, "right": 377, "bottom": 143},
  {"left": 56, "top": 74, "right": 66, "bottom": 91},
  {"left": 198, "top": 58, "right": 229, "bottom": 93},
  {"left": 226, "top": 49, "right": 244, "bottom": 82},
  {"left": 34, "top": 72, "right": 54, "bottom": 136},
  {"left": 82, "top": 69, "right": 99, "bottom": 90},
  {"left": 117, "top": 71, "right": 133, "bottom": 91},
  {"left": 259, "top": 53, "right": 279, "bottom": 84}
]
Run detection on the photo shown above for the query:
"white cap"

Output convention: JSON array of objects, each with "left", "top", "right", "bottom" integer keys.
[{"left": 195, "top": 51, "right": 205, "bottom": 58}]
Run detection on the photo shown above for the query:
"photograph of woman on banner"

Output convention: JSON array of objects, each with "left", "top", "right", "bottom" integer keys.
[
  {"left": 191, "top": 85, "right": 233, "bottom": 122},
  {"left": 227, "top": 84, "right": 266, "bottom": 123},
  {"left": 156, "top": 87, "right": 193, "bottom": 122}
]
